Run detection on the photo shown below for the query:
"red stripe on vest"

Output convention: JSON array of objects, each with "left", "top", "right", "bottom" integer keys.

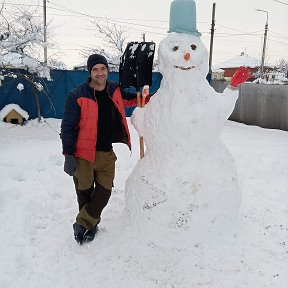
[{"left": 75, "top": 97, "right": 98, "bottom": 162}]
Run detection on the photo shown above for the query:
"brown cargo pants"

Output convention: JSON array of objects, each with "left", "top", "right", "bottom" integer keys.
[{"left": 73, "top": 150, "right": 117, "bottom": 230}]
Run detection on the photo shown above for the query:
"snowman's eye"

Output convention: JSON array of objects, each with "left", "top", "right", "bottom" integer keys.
[
  {"left": 191, "top": 44, "right": 197, "bottom": 50},
  {"left": 172, "top": 46, "right": 179, "bottom": 51}
]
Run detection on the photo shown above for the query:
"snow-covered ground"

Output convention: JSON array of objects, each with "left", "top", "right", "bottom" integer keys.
[{"left": 0, "top": 118, "right": 287, "bottom": 288}]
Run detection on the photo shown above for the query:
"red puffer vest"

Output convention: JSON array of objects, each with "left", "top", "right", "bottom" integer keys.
[{"left": 74, "top": 83, "right": 137, "bottom": 162}]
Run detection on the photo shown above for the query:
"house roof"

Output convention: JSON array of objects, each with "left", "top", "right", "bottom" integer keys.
[
  {"left": 213, "top": 54, "right": 262, "bottom": 69},
  {"left": 0, "top": 104, "right": 29, "bottom": 120},
  {"left": 73, "top": 61, "right": 87, "bottom": 70}
]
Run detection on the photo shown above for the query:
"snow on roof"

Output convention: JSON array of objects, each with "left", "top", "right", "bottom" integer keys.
[
  {"left": 212, "top": 68, "right": 224, "bottom": 73},
  {"left": 213, "top": 54, "right": 261, "bottom": 69},
  {"left": 0, "top": 104, "right": 29, "bottom": 120},
  {"left": 73, "top": 61, "right": 87, "bottom": 69}
]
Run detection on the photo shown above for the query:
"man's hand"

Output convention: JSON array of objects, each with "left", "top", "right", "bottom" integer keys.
[
  {"left": 230, "top": 66, "right": 251, "bottom": 87},
  {"left": 64, "top": 155, "right": 76, "bottom": 176},
  {"left": 141, "top": 85, "right": 149, "bottom": 107}
]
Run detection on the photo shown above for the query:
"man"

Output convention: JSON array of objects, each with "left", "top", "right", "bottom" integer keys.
[{"left": 61, "top": 54, "right": 148, "bottom": 245}]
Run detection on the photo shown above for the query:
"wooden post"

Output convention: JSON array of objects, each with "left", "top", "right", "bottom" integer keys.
[{"left": 137, "top": 90, "right": 145, "bottom": 159}]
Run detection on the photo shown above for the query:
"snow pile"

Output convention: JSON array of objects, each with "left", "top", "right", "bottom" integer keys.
[
  {"left": 0, "top": 118, "right": 287, "bottom": 288},
  {"left": 17, "top": 83, "right": 24, "bottom": 91},
  {"left": 0, "top": 52, "right": 51, "bottom": 80},
  {"left": 0, "top": 103, "right": 29, "bottom": 121},
  {"left": 125, "top": 32, "right": 241, "bottom": 247}
]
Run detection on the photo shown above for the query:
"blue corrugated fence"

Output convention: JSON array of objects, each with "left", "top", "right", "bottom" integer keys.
[{"left": 0, "top": 69, "right": 162, "bottom": 119}]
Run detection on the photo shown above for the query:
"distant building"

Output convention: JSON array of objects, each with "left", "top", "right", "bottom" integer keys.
[
  {"left": 211, "top": 68, "right": 224, "bottom": 80},
  {"left": 265, "top": 71, "right": 288, "bottom": 84},
  {"left": 73, "top": 61, "right": 87, "bottom": 71},
  {"left": 213, "top": 53, "right": 272, "bottom": 81}
]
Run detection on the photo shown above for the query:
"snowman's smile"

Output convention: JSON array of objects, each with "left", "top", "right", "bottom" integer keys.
[{"left": 173, "top": 65, "right": 195, "bottom": 71}]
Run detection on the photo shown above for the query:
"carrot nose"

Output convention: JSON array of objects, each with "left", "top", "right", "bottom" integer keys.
[{"left": 184, "top": 52, "right": 190, "bottom": 61}]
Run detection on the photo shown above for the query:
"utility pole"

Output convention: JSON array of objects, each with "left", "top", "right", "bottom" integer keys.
[
  {"left": 142, "top": 33, "right": 146, "bottom": 42},
  {"left": 43, "top": 0, "right": 47, "bottom": 65},
  {"left": 261, "top": 15, "right": 268, "bottom": 78},
  {"left": 208, "top": 3, "right": 216, "bottom": 77},
  {"left": 255, "top": 9, "right": 268, "bottom": 78}
]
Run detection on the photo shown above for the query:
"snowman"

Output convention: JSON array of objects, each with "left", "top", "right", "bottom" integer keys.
[{"left": 125, "top": 0, "right": 250, "bottom": 247}]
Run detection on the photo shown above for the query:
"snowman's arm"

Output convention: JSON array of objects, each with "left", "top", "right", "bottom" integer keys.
[
  {"left": 130, "top": 106, "right": 146, "bottom": 137},
  {"left": 217, "top": 85, "right": 239, "bottom": 120},
  {"left": 217, "top": 66, "right": 251, "bottom": 120}
]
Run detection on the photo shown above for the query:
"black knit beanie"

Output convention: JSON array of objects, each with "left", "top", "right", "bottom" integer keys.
[{"left": 87, "top": 54, "right": 109, "bottom": 74}]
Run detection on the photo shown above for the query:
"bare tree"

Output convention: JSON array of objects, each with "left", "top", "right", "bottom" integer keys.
[
  {"left": 81, "top": 18, "right": 128, "bottom": 71},
  {"left": 48, "top": 58, "right": 67, "bottom": 70},
  {"left": 0, "top": 2, "right": 56, "bottom": 122},
  {"left": 0, "top": 3, "right": 50, "bottom": 77},
  {"left": 276, "top": 58, "right": 288, "bottom": 78}
]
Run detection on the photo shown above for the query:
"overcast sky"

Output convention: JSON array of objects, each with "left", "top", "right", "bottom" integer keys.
[{"left": 4, "top": 0, "right": 288, "bottom": 68}]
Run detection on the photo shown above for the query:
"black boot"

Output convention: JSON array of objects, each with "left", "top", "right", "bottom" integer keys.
[
  {"left": 84, "top": 225, "right": 99, "bottom": 242},
  {"left": 73, "top": 222, "right": 87, "bottom": 245}
]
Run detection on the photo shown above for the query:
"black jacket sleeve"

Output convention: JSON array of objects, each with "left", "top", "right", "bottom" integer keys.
[{"left": 60, "top": 91, "right": 80, "bottom": 155}]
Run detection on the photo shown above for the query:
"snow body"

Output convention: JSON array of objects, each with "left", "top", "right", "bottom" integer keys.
[{"left": 125, "top": 32, "right": 241, "bottom": 247}]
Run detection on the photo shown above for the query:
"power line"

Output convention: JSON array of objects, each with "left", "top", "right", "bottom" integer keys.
[
  {"left": 45, "top": 2, "right": 169, "bottom": 38},
  {"left": 217, "top": 25, "right": 266, "bottom": 38},
  {"left": 101, "top": 17, "right": 169, "bottom": 24},
  {"left": 215, "top": 33, "right": 262, "bottom": 37},
  {"left": 217, "top": 24, "right": 288, "bottom": 46},
  {"left": 46, "top": 1, "right": 168, "bottom": 32},
  {"left": 3, "top": 0, "right": 288, "bottom": 59},
  {"left": 0, "top": 1, "right": 39, "bottom": 6},
  {"left": 271, "top": 0, "right": 288, "bottom": 5},
  {"left": 4, "top": 1, "right": 287, "bottom": 42},
  {"left": 45, "top": 2, "right": 288, "bottom": 44},
  {"left": 103, "top": 18, "right": 168, "bottom": 31},
  {"left": 47, "top": 1, "right": 169, "bottom": 26},
  {"left": 266, "top": 37, "right": 288, "bottom": 46},
  {"left": 46, "top": 1, "right": 209, "bottom": 34},
  {"left": 270, "top": 34, "right": 288, "bottom": 41},
  {"left": 269, "top": 30, "right": 288, "bottom": 39}
]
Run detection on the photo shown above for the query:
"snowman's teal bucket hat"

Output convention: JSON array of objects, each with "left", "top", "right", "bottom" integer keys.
[{"left": 168, "top": 0, "right": 201, "bottom": 36}]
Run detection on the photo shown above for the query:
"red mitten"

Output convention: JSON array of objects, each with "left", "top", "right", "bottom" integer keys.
[
  {"left": 230, "top": 66, "right": 251, "bottom": 87},
  {"left": 141, "top": 85, "right": 149, "bottom": 108}
]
